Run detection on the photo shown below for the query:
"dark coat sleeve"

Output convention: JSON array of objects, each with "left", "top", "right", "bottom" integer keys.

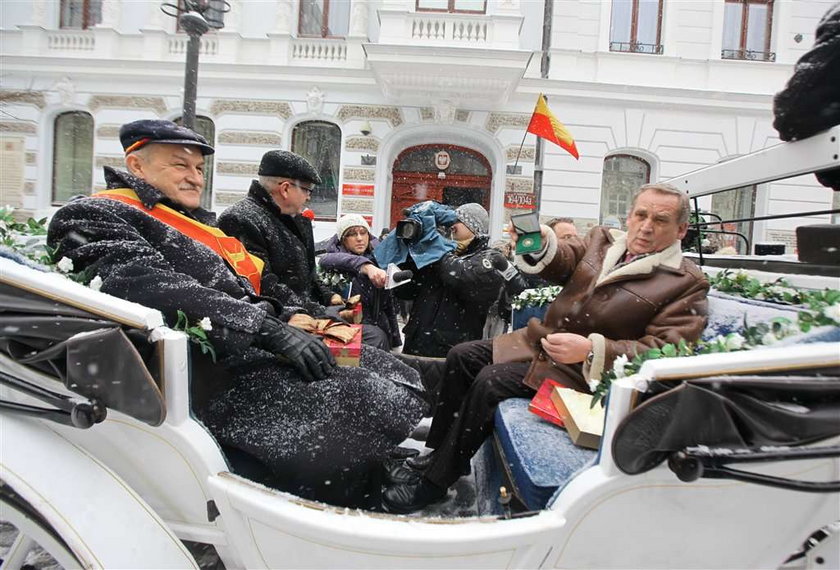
[
  {"left": 319, "top": 251, "right": 372, "bottom": 275},
  {"left": 48, "top": 200, "right": 265, "bottom": 357},
  {"left": 437, "top": 249, "right": 505, "bottom": 306}
]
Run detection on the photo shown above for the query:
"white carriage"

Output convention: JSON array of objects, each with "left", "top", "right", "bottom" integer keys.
[{"left": 1, "top": 129, "right": 838, "bottom": 569}]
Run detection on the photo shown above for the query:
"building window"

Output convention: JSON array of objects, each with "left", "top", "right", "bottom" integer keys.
[
  {"left": 710, "top": 186, "right": 756, "bottom": 254},
  {"left": 291, "top": 121, "right": 341, "bottom": 220},
  {"left": 60, "top": 0, "right": 102, "bottom": 29},
  {"left": 299, "top": 0, "right": 350, "bottom": 38},
  {"left": 174, "top": 116, "right": 215, "bottom": 210},
  {"left": 599, "top": 154, "right": 651, "bottom": 227},
  {"left": 722, "top": 0, "right": 775, "bottom": 62},
  {"left": 416, "top": 0, "right": 487, "bottom": 14},
  {"left": 52, "top": 111, "right": 94, "bottom": 204},
  {"left": 609, "top": 0, "right": 664, "bottom": 55}
]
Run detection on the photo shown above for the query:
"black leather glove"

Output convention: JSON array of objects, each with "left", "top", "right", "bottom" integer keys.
[
  {"left": 255, "top": 315, "right": 336, "bottom": 382},
  {"left": 323, "top": 305, "right": 349, "bottom": 323}
]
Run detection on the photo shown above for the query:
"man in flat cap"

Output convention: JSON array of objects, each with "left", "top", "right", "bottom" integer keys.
[
  {"left": 48, "top": 119, "right": 424, "bottom": 508},
  {"left": 219, "top": 149, "right": 391, "bottom": 349}
]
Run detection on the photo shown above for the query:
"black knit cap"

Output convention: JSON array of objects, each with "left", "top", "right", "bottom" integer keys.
[
  {"left": 258, "top": 150, "right": 322, "bottom": 185},
  {"left": 119, "top": 119, "right": 214, "bottom": 155}
]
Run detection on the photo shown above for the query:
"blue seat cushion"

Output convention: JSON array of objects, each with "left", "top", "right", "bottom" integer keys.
[{"left": 494, "top": 398, "right": 597, "bottom": 510}]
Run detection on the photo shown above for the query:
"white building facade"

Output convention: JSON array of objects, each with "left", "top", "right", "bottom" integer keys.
[{"left": 1, "top": 0, "right": 836, "bottom": 251}]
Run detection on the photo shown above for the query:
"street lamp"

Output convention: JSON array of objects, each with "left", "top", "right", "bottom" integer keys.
[{"left": 161, "top": 0, "right": 229, "bottom": 130}]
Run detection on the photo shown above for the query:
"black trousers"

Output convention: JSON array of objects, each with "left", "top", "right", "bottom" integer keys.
[
  {"left": 423, "top": 339, "right": 535, "bottom": 489},
  {"left": 361, "top": 323, "right": 390, "bottom": 351}
]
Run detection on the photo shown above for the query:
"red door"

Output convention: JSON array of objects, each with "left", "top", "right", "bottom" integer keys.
[{"left": 390, "top": 145, "right": 491, "bottom": 226}]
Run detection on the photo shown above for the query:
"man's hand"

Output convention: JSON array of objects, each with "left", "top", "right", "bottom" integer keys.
[
  {"left": 361, "top": 263, "right": 388, "bottom": 288},
  {"left": 540, "top": 333, "right": 592, "bottom": 364},
  {"left": 256, "top": 316, "right": 336, "bottom": 382}
]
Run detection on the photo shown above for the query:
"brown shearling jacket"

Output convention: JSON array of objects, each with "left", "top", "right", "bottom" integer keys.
[{"left": 514, "top": 225, "right": 709, "bottom": 383}]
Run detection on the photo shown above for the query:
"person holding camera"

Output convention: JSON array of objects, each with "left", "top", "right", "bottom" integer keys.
[
  {"left": 380, "top": 202, "right": 510, "bottom": 358},
  {"left": 319, "top": 214, "right": 402, "bottom": 349}
]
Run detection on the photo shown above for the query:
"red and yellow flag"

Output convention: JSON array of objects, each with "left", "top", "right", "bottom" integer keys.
[{"left": 526, "top": 94, "right": 579, "bottom": 160}]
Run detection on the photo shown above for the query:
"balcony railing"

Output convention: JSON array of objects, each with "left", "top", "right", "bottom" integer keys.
[
  {"left": 609, "top": 41, "right": 663, "bottom": 55},
  {"left": 47, "top": 30, "right": 95, "bottom": 51},
  {"left": 168, "top": 35, "right": 218, "bottom": 56},
  {"left": 291, "top": 39, "right": 347, "bottom": 61},
  {"left": 411, "top": 16, "right": 488, "bottom": 43},
  {"left": 721, "top": 49, "right": 776, "bottom": 62}
]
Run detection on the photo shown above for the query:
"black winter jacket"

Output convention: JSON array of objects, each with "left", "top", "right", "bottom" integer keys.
[
  {"left": 395, "top": 235, "right": 506, "bottom": 357},
  {"left": 218, "top": 180, "right": 335, "bottom": 316}
]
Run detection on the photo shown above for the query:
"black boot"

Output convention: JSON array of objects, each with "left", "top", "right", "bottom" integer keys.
[
  {"left": 385, "top": 462, "right": 422, "bottom": 485},
  {"left": 383, "top": 479, "right": 448, "bottom": 514},
  {"left": 405, "top": 452, "right": 435, "bottom": 471}
]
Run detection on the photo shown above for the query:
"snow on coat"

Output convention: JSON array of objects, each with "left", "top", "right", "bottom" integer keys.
[
  {"left": 218, "top": 180, "right": 335, "bottom": 316},
  {"left": 47, "top": 167, "right": 425, "bottom": 508}
]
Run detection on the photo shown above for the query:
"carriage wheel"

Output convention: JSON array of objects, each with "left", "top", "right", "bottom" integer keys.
[{"left": 0, "top": 481, "right": 82, "bottom": 569}]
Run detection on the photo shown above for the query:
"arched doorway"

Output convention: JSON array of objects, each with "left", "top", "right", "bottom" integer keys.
[{"left": 390, "top": 144, "right": 492, "bottom": 225}]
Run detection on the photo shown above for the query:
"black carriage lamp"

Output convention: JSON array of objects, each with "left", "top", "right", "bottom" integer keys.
[{"left": 160, "top": 0, "right": 230, "bottom": 130}]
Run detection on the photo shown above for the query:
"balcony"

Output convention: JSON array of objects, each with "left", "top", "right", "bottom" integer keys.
[
  {"left": 721, "top": 49, "right": 776, "bottom": 62},
  {"left": 609, "top": 42, "right": 663, "bottom": 55},
  {"left": 47, "top": 30, "right": 96, "bottom": 51},
  {"left": 377, "top": 8, "right": 522, "bottom": 50}
]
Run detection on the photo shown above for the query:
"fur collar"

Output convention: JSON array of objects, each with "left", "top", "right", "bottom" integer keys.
[{"left": 596, "top": 228, "right": 683, "bottom": 287}]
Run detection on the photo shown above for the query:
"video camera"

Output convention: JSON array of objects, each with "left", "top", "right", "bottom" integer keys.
[{"left": 395, "top": 218, "right": 423, "bottom": 241}]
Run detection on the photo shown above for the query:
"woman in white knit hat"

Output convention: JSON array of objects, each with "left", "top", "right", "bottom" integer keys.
[{"left": 319, "top": 214, "right": 402, "bottom": 348}]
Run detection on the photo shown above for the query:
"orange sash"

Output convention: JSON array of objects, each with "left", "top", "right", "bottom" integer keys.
[{"left": 94, "top": 188, "right": 264, "bottom": 294}]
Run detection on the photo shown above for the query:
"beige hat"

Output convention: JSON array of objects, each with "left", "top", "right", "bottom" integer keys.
[{"left": 336, "top": 214, "right": 370, "bottom": 239}]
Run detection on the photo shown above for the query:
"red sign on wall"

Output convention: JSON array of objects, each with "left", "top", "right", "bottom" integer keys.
[
  {"left": 504, "top": 192, "right": 536, "bottom": 209},
  {"left": 342, "top": 184, "right": 374, "bottom": 197}
]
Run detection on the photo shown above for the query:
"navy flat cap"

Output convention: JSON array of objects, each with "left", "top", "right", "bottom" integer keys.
[
  {"left": 258, "top": 150, "right": 322, "bottom": 185},
  {"left": 120, "top": 119, "right": 215, "bottom": 155}
]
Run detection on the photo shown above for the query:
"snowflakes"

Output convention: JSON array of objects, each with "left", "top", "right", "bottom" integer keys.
[
  {"left": 89, "top": 275, "right": 103, "bottom": 291},
  {"left": 199, "top": 317, "right": 213, "bottom": 331},
  {"left": 56, "top": 256, "right": 74, "bottom": 273}
]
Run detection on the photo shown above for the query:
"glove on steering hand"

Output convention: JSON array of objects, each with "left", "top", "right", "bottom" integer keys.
[{"left": 256, "top": 315, "right": 336, "bottom": 382}]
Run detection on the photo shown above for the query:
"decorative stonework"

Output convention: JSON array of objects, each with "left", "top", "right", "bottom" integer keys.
[
  {"left": 0, "top": 122, "right": 38, "bottom": 134},
  {"left": 217, "top": 161, "right": 259, "bottom": 176},
  {"left": 25, "top": 152, "right": 36, "bottom": 166},
  {"left": 209, "top": 100, "right": 292, "bottom": 119},
  {"left": 218, "top": 131, "right": 282, "bottom": 146},
  {"left": 306, "top": 86, "right": 324, "bottom": 115},
  {"left": 95, "top": 155, "right": 125, "bottom": 169},
  {"left": 505, "top": 177, "right": 533, "bottom": 193},
  {"left": 455, "top": 110, "right": 470, "bottom": 122},
  {"left": 337, "top": 105, "right": 403, "bottom": 127},
  {"left": 0, "top": 90, "right": 46, "bottom": 109},
  {"left": 24, "top": 182, "right": 36, "bottom": 196},
  {"left": 506, "top": 145, "right": 535, "bottom": 162},
  {"left": 53, "top": 77, "right": 76, "bottom": 105},
  {"left": 486, "top": 112, "right": 529, "bottom": 133},
  {"left": 419, "top": 107, "right": 433, "bottom": 121},
  {"left": 214, "top": 191, "right": 247, "bottom": 207},
  {"left": 89, "top": 95, "right": 167, "bottom": 115},
  {"left": 96, "top": 125, "right": 121, "bottom": 138},
  {"left": 343, "top": 167, "right": 375, "bottom": 181},
  {"left": 345, "top": 136, "right": 379, "bottom": 152}
]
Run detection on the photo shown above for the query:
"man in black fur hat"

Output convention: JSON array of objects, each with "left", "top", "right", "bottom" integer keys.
[
  {"left": 47, "top": 120, "right": 424, "bottom": 508},
  {"left": 219, "top": 150, "right": 390, "bottom": 349}
]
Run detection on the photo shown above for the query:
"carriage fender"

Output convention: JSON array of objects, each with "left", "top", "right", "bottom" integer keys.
[{"left": 0, "top": 414, "right": 198, "bottom": 569}]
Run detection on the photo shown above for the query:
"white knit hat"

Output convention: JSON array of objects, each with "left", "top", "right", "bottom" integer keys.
[{"left": 336, "top": 213, "right": 370, "bottom": 239}]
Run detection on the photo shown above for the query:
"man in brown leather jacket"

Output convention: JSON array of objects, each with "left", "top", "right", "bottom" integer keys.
[{"left": 383, "top": 183, "right": 710, "bottom": 513}]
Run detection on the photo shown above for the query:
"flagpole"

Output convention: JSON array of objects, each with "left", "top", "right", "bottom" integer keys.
[
  {"left": 533, "top": 0, "right": 554, "bottom": 212},
  {"left": 512, "top": 128, "right": 528, "bottom": 171}
]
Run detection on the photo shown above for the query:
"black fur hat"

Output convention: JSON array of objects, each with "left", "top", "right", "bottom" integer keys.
[{"left": 258, "top": 150, "right": 322, "bottom": 185}]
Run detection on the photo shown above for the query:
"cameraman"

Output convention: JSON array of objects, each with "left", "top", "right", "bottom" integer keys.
[{"left": 380, "top": 202, "right": 510, "bottom": 358}]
